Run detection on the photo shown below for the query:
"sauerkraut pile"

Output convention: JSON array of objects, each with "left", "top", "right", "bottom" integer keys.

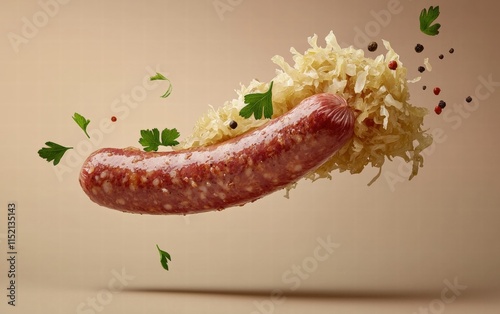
[{"left": 177, "top": 31, "right": 433, "bottom": 187}]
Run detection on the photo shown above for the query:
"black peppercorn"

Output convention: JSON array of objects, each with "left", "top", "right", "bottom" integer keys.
[
  {"left": 466, "top": 96, "right": 472, "bottom": 103},
  {"left": 229, "top": 120, "right": 238, "bottom": 129},
  {"left": 415, "top": 44, "right": 424, "bottom": 53},
  {"left": 418, "top": 66, "right": 425, "bottom": 73},
  {"left": 368, "top": 41, "right": 378, "bottom": 52}
]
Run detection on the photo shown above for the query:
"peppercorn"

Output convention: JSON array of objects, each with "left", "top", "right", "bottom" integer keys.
[
  {"left": 418, "top": 66, "right": 425, "bottom": 73},
  {"left": 434, "top": 106, "right": 442, "bottom": 115},
  {"left": 423, "top": 85, "right": 427, "bottom": 90},
  {"left": 433, "top": 87, "right": 441, "bottom": 95},
  {"left": 229, "top": 120, "right": 238, "bottom": 129},
  {"left": 439, "top": 54, "right": 444, "bottom": 59},
  {"left": 438, "top": 100, "right": 446, "bottom": 109},
  {"left": 449, "top": 48, "right": 455, "bottom": 54},
  {"left": 415, "top": 44, "right": 424, "bottom": 53},
  {"left": 111, "top": 116, "right": 117, "bottom": 122},
  {"left": 368, "top": 41, "right": 378, "bottom": 52},
  {"left": 466, "top": 96, "right": 472, "bottom": 103},
  {"left": 388, "top": 60, "right": 398, "bottom": 70}
]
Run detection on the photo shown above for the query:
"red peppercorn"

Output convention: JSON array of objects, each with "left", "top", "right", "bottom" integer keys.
[
  {"left": 388, "top": 61, "right": 398, "bottom": 70},
  {"left": 111, "top": 116, "right": 117, "bottom": 122},
  {"left": 433, "top": 87, "right": 441, "bottom": 95},
  {"left": 434, "top": 106, "right": 442, "bottom": 115}
]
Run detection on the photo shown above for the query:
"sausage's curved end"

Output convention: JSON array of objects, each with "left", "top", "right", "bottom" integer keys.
[
  {"left": 79, "top": 148, "right": 119, "bottom": 208},
  {"left": 317, "top": 93, "right": 356, "bottom": 145}
]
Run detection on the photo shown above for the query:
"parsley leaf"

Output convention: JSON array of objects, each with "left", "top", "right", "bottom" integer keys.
[
  {"left": 161, "top": 128, "right": 180, "bottom": 147},
  {"left": 37, "top": 142, "right": 73, "bottom": 165},
  {"left": 239, "top": 81, "right": 274, "bottom": 120},
  {"left": 150, "top": 72, "right": 167, "bottom": 81},
  {"left": 138, "top": 128, "right": 180, "bottom": 152},
  {"left": 139, "top": 128, "right": 161, "bottom": 151},
  {"left": 420, "top": 6, "right": 441, "bottom": 36},
  {"left": 150, "top": 72, "right": 173, "bottom": 98},
  {"left": 72, "top": 112, "right": 91, "bottom": 138},
  {"left": 156, "top": 244, "right": 171, "bottom": 271}
]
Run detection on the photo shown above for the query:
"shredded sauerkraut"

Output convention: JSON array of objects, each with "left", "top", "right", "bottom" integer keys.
[{"left": 177, "top": 31, "right": 433, "bottom": 188}]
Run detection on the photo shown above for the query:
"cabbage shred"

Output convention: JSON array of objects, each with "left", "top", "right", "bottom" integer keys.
[{"left": 178, "top": 31, "right": 433, "bottom": 186}]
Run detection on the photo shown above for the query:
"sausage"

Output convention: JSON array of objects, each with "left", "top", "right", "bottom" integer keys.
[{"left": 79, "top": 93, "right": 355, "bottom": 215}]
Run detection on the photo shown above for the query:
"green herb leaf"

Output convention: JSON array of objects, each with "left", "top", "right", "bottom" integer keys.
[
  {"left": 72, "top": 112, "right": 91, "bottom": 138},
  {"left": 150, "top": 72, "right": 173, "bottom": 98},
  {"left": 37, "top": 142, "right": 73, "bottom": 166},
  {"left": 150, "top": 72, "right": 167, "bottom": 81},
  {"left": 156, "top": 244, "right": 171, "bottom": 271},
  {"left": 420, "top": 6, "right": 441, "bottom": 36},
  {"left": 139, "top": 128, "right": 180, "bottom": 152},
  {"left": 139, "top": 128, "right": 161, "bottom": 152},
  {"left": 239, "top": 81, "right": 274, "bottom": 120},
  {"left": 161, "top": 128, "right": 180, "bottom": 147}
]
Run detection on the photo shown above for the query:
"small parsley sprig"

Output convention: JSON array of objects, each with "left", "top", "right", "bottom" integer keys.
[
  {"left": 37, "top": 142, "right": 73, "bottom": 166},
  {"left": 150, "top": 72, "right": 173, "bottom": 98},
  {"left": 239, "top": 81, "right": 274, "bottom": 120},
  {"left": 72, "top": 112, "right": 91, "bottom": 138},
  {"left": 420, "top": 6, "right": 441, "bottom": 36},
  {"left": 156, "top": 245, "right": 172, "bottom": 271},
  {"left": 39, "top": 112, "right": 91, "bottom": 165},
  {"left": 138, "top": 128, "right": 180, "bottom": 152}
]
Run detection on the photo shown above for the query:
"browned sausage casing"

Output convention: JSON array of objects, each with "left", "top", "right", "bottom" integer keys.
[{"left": 79, "top": 93, "right": 355, "bottom": 215}]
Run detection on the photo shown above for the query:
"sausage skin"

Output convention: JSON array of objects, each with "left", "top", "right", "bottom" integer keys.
[{"left": 79, "top": 93, "right": 355, "bottom": 215}]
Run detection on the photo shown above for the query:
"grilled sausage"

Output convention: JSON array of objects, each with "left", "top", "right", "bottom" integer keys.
[{"left": 79, "top": 93, "right": 355, "bottom": 215}]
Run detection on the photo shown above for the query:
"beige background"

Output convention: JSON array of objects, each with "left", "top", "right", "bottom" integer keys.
[{"left": 1, "top": 0, "right": 500, "bottom": 313}]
